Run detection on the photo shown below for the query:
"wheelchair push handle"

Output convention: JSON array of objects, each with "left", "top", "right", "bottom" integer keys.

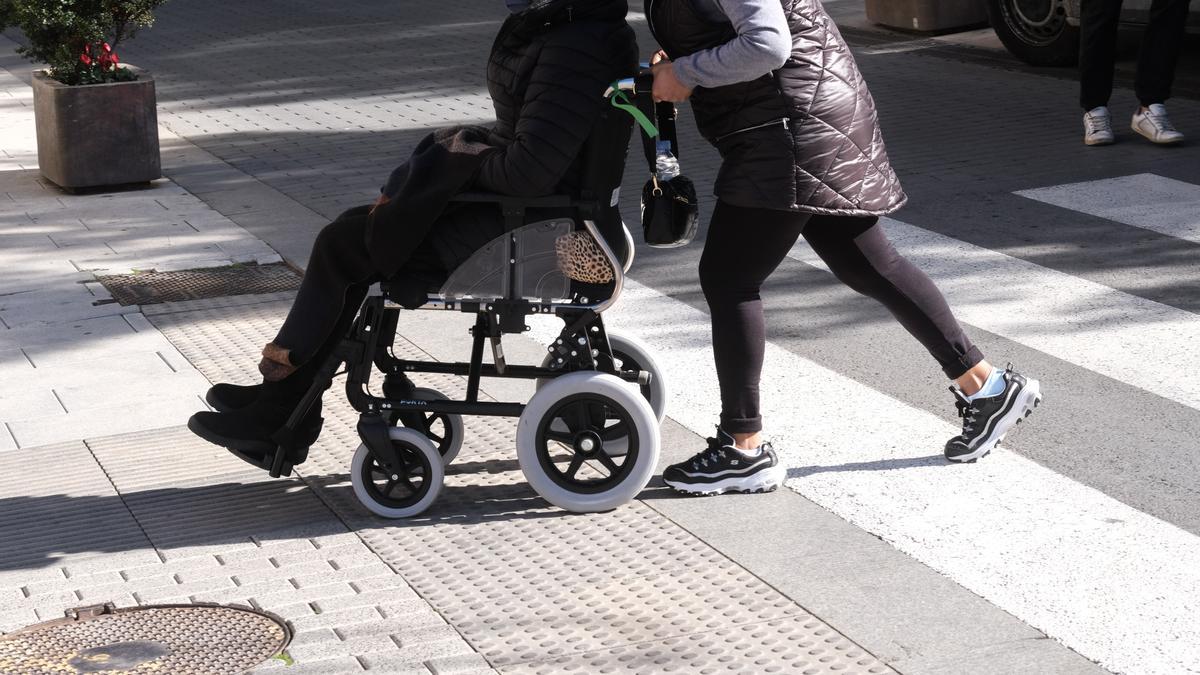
[
  {"left": 606, "top": 70, "right": 659, "bottom": 139},
  {"left": 603, "top": 68, "right": 655, "bottom": 99},
  {"left": 604, "top": 77, "right": 637, "bottom": 99}
]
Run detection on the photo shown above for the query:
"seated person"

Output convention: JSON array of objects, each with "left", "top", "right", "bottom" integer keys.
[{"left": 188, "top": 0, "right": 638, "bottom": 462}]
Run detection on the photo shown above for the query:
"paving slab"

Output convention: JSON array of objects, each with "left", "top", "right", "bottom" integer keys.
[
  {"left": 0, "top": 441, "right": 156, "bottom": 582},
  {"left": 0, "top": 426, "right": 488, "bottom": 673},
  {"left": 0, "top": 49, "right": 295, "bottom": 450}
]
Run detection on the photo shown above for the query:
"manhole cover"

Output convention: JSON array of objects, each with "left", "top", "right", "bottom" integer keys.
[
  {"left": 0, "top": 603, "right": 291, "bottom": 674},
  {"left": 96, "top": 263, "right": 301, "bottom": 306}
]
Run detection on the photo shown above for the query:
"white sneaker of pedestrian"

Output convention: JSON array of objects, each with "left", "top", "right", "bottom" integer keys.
[
  {"left": 1083, "top": 106, "right": 1115, "bottom": 146},
  {"left": 1132, "top": 103, "right": 1185, "bottom": 145}
]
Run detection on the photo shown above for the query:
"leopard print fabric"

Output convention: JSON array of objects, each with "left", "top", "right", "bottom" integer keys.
[{"left": 555, "top": 231, "right": 614, "bottom": 284}]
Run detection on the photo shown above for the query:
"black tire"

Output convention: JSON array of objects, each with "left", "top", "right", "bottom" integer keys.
[
  {"left": 987, "top": 0, "right": 1080, "bottom": 66},
  {"left": 383, "top": 388, "right": 463, "bottom": 466}
]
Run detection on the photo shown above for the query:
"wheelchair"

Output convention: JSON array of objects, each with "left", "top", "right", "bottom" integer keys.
[{"left": 259, "top": 78, "right": 668, "bottom": 518}]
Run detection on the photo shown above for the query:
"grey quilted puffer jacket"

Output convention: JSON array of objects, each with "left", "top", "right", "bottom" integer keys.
[{"left": 647, "top": 0, "right": 906, "bottom": 217}]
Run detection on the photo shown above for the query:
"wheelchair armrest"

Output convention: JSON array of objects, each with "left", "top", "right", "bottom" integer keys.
[{"left": 449, "top": 192, "right": 575, "bottom": 209}]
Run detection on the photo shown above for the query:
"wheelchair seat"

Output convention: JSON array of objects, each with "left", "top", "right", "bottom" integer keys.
[{"left": 380, "top": 87, "right": 638, "bottom": 329}]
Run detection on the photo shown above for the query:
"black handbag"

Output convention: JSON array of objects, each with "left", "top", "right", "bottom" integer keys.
[
  {"left": 635, "top": 80, "right": 700, "bottom": 248},
  {"left": 641, "top": 172, "right": 699, "bottom": 248}
]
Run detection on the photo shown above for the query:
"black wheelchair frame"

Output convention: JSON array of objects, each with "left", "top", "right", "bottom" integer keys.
[{"left": 263, "top": 197, "right": 645, "bottom": 481}]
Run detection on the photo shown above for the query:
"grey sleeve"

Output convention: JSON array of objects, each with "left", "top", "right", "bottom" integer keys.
[{"left": 670, "top": 0, "right": 791, "bottom": 90}]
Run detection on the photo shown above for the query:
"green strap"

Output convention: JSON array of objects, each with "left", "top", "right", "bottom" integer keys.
[{"left": 609, "top": 84, "right": 658, "bottom": 138}]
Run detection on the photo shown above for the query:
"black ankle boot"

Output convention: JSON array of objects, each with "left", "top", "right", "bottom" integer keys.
[
  {"left": 189, "top": 373, "right": 323, "bottom": 459},
  {"left": 207, "top": 345, "right": 336, "bottom": 412},
  {"left": 205, "top": 382, "right": 261, "bottom": 412}
]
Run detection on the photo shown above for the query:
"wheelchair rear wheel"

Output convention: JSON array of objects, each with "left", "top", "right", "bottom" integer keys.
[
  {"left": 539, "top": 331, "right": 667, "bottom": 423},
  {"left": 517, "top": 372, "right": 659, "bottom": 513},
  {"left": 385, "top": 387, "right": 463, "bottom": 466},
  {"left": 351, "top": 427, "right": 444, "bottom": 518}
]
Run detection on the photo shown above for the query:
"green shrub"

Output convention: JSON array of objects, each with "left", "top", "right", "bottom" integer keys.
[{"left": 1, "top": 0, "right": 167, "bottom": 85}]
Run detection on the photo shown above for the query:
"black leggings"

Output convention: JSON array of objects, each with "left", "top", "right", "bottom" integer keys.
[{"left": 699, "top": 201, "right": 983, "bottom": 434}]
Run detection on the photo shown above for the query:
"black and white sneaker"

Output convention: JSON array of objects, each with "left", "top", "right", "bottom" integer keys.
[
  {"left": 662, "top": 429, "right": 786, "bottom": 495},
  {"left": 945, "top": 364, "right": 1042, "bottom": 463}
]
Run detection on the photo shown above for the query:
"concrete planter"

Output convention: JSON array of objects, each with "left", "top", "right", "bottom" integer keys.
[
  {"left": 32, "top": 66, "right": 161, "bottom": 190},
  {"left": 865, "top": 0, "right": 988, "bottom": 33}
]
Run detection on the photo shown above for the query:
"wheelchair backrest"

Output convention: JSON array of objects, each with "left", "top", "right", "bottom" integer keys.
[{"left": 572, "top": 100, "right": 635, "bottom": 218}]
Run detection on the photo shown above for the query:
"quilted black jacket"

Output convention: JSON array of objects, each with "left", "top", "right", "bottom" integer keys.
[
  {"left": 476, "top": 0, "right": 638, "bottom": 197},
  {"left": 648, "top": 0, "right": 906, "bottom": 217},
  {"left": 370, "top": 0, "right": 637, "bottom": 277}
]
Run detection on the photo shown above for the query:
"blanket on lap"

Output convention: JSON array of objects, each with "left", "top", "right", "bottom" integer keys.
[{"left": 365, "top": 125, "right": 497, "bottom": 278}]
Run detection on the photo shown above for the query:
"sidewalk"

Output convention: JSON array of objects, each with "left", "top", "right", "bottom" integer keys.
[
  {"left": 7, "top": 1, "right": 1194, "bottom": 671},
  {"left": 0, "top": 39, "right": 899, "bottom": 674},
  {"left": 0, "top": 57, "right": 489, "bottom": 674}
]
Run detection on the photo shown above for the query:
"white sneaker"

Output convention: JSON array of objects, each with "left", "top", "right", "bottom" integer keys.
[
  {"left": 1083, "top": 106, "right": 1115, "bottom": 146},
  {"left": 1132, "top": 104, "right": 1185, "bottom": 145}
]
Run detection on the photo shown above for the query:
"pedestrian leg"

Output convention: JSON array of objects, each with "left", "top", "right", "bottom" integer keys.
[
  {"left": 1079, "top": 0, "right": 1125, "bottom": 110},
  {"left": 800, "top": 215, "right": 985, "bottom": 382},
  {"left": 1134, "top": 0, "right": 1192, "bottom": 105}
]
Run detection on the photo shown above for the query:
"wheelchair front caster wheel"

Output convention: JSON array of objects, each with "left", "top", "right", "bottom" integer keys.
[
  {"left": 386, "top": 387, "right": 463, "bottom": 466},
  {"left": 351, "top": 427, "right": 444, "bottom": 518},
  {"left": 517, "top": 371, "right": 659, "bottom": 513}
]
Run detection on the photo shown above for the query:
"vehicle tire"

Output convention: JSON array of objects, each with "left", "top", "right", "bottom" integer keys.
[
  {"left": 351, "top": 427, "right": 444, "bottom": 518},
  {"left": 385, "top": 387, "right": 463, "bottom": 466},
  {"left": 987, "top": 0, "right": 1080, "bottom": 66},
  {"left": 517, "top": 371, "right": 659, "bottom": 513},
  {"left": 538, "top": 331, "right": 668, "bottom": 423}
]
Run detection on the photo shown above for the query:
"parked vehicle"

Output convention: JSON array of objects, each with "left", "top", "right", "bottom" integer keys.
[{"left": 987, "top": 0, "right": 1200, "bottom": 66}]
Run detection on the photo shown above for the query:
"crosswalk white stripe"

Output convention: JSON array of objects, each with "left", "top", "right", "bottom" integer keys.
[
  {"left": 1015, "top": 173, "right": 1200, "bottom": 245},
  {"left": 787, "top": 215, "right": 1200, "bottom": 412},
  {"left": 531, "top": 279, "right": 1200, "bottom": 675}
]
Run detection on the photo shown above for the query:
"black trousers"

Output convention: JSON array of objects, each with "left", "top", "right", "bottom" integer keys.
[
  {"left": 1079, "top": 0, "right": 1192, "bottom": 109},
  {"left": 273, "top": 206, "right": 445, "bottom": 366},
  {"left": 698, "top": 202, "right": 983, "bottom": 434}
]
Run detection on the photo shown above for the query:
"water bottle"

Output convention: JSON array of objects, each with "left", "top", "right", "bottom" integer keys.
[{"left": 654, "top": 140, "right": 680, "bottom": 181}]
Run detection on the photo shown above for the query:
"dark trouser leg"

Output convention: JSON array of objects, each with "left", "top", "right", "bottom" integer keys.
[
  {"left": 802, "top": 215, "right": 983, "bottom": 379},
  {"left": 274, "top": 205, "right": 381, "bottom": 365},
  {"left": 1080, "top": 0, "right": 1124, "bottom": 110},
  {"left": 698, "top": 202, "right": 808, "bottom": 434},
  {"left": 1135, "top": 0, "right": 1192, "bottom": 105}
]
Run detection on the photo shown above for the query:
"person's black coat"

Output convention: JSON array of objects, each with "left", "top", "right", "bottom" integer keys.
[{"left": 366, "top": 0, "right": 638, "bottom": 277}]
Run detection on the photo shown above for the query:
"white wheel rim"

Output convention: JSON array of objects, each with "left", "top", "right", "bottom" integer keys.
[
  {"left": 351, "top": 427, "right": 444, "bottom": 518},
  {"left": 517, "top": 372, "right": 659, "bottom": 513}
]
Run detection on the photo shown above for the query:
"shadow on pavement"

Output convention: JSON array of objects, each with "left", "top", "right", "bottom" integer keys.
[
  {"left": 785, "top": 454, "right": 948, "bottom": 479},
  {"left": 0, "top": 450, "right": 590, "bottom": 572}
]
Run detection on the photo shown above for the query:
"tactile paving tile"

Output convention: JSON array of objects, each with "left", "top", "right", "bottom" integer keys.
[
  {"left": 85, "top": 429, "right": 346, "bottom": 551},
  {"left": 151, "top": 294, "right": 897, "bottom": 674},
  {"left": 502, "top": 616, "right": 897, "bottom": 675}
]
